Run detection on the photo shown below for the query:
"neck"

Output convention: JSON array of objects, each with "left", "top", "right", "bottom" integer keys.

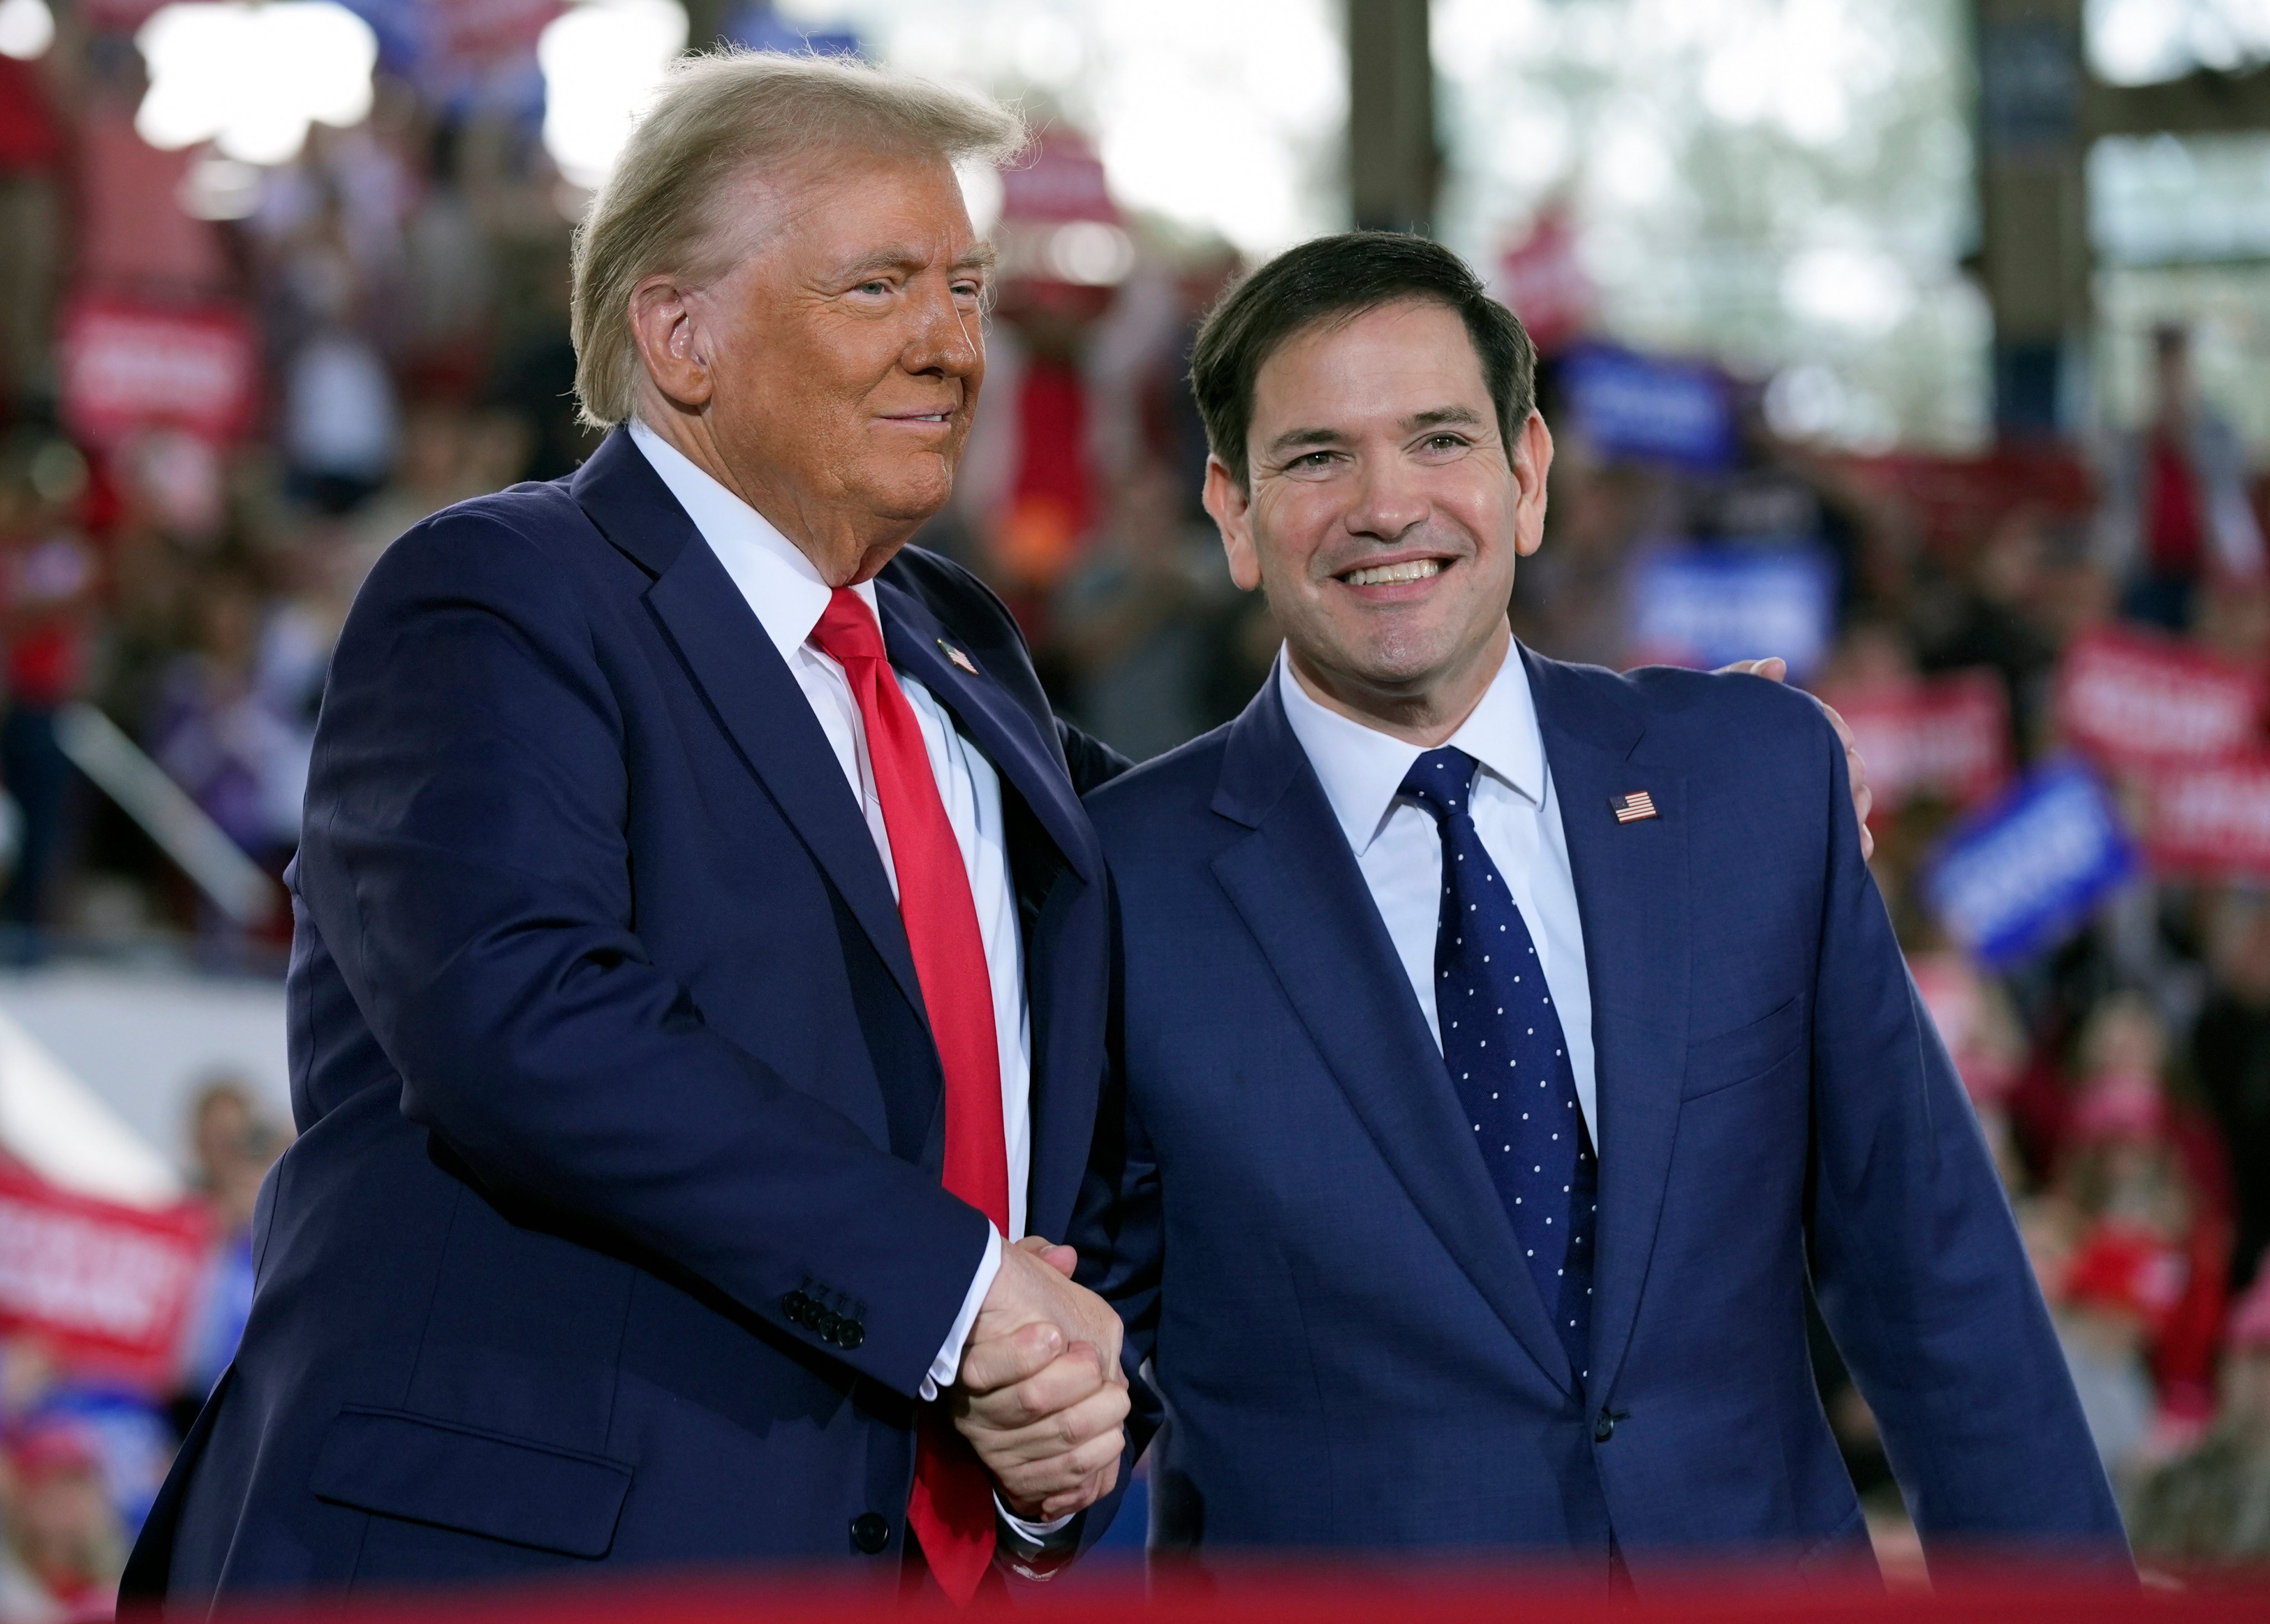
[
  {"left": 1286, "top": 621, "right": 1512, "bottom": 747},
  {"left": 634, "top": 402, "right": 908, "bottom": 587}
]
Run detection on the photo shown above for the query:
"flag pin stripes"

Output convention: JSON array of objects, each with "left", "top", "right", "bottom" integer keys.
[
  {"left": 1611, "top": 790, "right": 1658, "bottom": 824},
  {"left": 937, "top": 640, "right": 980, "bottom": 676}
]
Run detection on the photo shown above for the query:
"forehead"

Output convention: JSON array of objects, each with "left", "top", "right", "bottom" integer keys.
[
  {"left": 1251, "top": 299, "right": 1487, "bottom": 429},
  {"left": 744, "top": 147, "right": 977, "bottom": 264}
]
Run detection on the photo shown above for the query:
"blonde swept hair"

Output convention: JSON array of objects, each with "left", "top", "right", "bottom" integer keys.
[{"left": 569, "top": 50, "right": 1026, "bottom": 429}]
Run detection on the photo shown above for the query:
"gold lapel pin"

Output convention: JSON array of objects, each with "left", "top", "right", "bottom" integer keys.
[
  {"left": 937, "top": 639, "right": 979, "bottom": 677},
  {"left": 1611, "top": 790, "right": 1658, "bottom": 824}
]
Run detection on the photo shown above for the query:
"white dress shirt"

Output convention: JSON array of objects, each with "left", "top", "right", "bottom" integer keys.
[
  {"left": 628, "top": 419, "right": 1019, "bottom": 1395},
  {"left": 1275, "top": 643, "right": 1601, "bottom": 1146}
]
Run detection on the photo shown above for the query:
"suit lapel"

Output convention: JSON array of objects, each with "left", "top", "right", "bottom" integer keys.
[
  {"left": 873, "top": 579, "right": 1097, "bottom": 887},
  {"left": 1524, "top": 649, "right": 1691, "bottom": 1405},
  {"left": 1210, "top": 681, "right": 1578, "bottom": 1396},
  {"left": 571, "top": 433, "right": 928, "bottom": 1025}
]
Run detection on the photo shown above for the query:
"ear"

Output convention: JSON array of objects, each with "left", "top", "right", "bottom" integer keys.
[
  {"left": 628, "top": 274, "right": 713, "bottom": 411},
  {"left": 1203, "top": 455, "right": 1262, "bottom": 592},
  {"left": 1509, "top": 411, "right": 1555, "bottom": 559}
]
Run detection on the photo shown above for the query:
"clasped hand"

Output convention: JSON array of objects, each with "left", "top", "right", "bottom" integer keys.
[{"left": 949, "top": 1236, "right": 1129, "bottom": 1523}]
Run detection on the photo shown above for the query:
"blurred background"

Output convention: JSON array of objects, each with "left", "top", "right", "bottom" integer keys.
[{"left": 4, "top": 0, "right": 2270, "bottom": 1613}]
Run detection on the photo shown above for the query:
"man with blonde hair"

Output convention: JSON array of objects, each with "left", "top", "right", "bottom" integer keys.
[{"left": 126, "top": 52, "right": 1131, "bottom": 1605}]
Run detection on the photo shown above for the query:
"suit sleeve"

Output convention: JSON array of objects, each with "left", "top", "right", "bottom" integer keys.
[
  {"left": 1059, "top": 874, "right": 1165, "bottom": 1551},
  {"left": 295, "top": 510, "right": 990, "bottom": 1399},
  {"left": 1801, "top": 713, "right": 2130, "bottom": 1558}
]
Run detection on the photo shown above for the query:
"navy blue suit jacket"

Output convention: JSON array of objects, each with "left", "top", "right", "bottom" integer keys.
[
  {"left": 1072, "top": 650, "right": 2125, "bottom": 1576},
  {"left": 126, "top": 429, "right": 1118, "bottom": 1601}
]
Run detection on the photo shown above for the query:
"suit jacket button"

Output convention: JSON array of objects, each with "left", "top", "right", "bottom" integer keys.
[
  {"left": 783, "top": 1292, "right": 809, "bottom": 1324},
  {"left": 850, "top": 1513, "right": 891, "bottom": 1554},
  {"left": 839, "top": 1321, "right": 864, "bottom": 1350},
  {"left": 1593, "top": 1412, "right": 1617, "bottom": 1443},
  {"left": 816, "top": 1310, "right": 843, "bottom": 1343}
]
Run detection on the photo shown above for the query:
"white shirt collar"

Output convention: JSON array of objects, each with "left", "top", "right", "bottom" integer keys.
[
  {"left": 1276, "top": 637, "right": 1546, "bottom": 855},
  {"left": 627, "top": 416, "right": 876, "bottom": 664}
]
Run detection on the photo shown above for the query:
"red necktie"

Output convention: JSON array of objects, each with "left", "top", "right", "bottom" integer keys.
[{"left": 811, "top": 588, "right": 1008, "bottom": 1603}]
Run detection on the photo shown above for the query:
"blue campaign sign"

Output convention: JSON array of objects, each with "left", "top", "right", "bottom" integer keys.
[
  {"left": 1558, "top": 343, "right": 1735, "bottom": 470},
  {"left": 1923, "top": 759, "right": 2136, "bottom": 969},
  {"left": 1628, "top": 542, "right": 1837, "bottom": 679}
]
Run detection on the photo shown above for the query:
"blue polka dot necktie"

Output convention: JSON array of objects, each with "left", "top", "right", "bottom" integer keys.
[{"left": 1400, "top": 745, "right": 1598, "bottom": 1386}]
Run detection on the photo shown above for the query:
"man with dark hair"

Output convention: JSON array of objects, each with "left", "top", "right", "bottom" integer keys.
[{"left": 994, "top": 232, "right": 2126, "bottom": 1576}]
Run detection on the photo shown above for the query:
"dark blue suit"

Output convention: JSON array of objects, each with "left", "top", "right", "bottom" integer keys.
[
  {"left": 125, "top": 429, "right": 1117, "bottom": 1601},
  {"left": 1073, "top": 650, "right": 2125, "bottom": 1575}
]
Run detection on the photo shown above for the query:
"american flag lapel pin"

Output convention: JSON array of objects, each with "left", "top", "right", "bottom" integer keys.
[
  {"left": 937, "top": 639, "right": 980, "bottom": 677},
  {"left": 1611, "top": 790, "right": 1659, "bottom": 824}
]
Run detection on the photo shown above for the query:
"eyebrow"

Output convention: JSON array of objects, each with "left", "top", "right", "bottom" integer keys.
[
  {"left": 1405, "top": 405, "right": 1486, "bottom": 431},
  {"left": 834, "top": 243, "right": 998, "bottom": 281},
  {"left": 1261, "top": 405, "right": 1487, "bottom": 460},
  {"left": 1263, "top": 426, "right": 1348, "bottom": 458}
]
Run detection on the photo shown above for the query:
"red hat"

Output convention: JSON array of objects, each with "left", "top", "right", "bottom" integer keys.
[
  {"left": 2228, "top": 1271, "right": 2270, "bottom": 1351},
  {"left": 2069, "top": 1072, "right": 2165, "bottom": 1143},
  {"left": 2063, "top": 1223, "right": 2187, "bottom": 1328},
  {"left": 7, "top": 1415, "right": 100, "bottom": 1485}
]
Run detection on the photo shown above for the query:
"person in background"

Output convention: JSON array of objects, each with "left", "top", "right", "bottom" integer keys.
[
  {"left": 2099, "top": 323, "right": 2264, "bottom": 634},
  {"left": 0, "top": 433, "right": 96, "bottom": 942},
  {"left": 176, "top": 1079, "right": 287, "bottom": 1415},
  {"left": 2128, "top": 1271, "right": 2270, "bottom": 1562},
  {"left": 2056, "top": 997, "right": 2233, "bottom": 1431},
  {"left": 0, "top": 1417, "right": 124, "bottom": 1624},
  {"left": 2056, "top": 1222, "right": 2182, "bottom": 1490},
  {"left": 1049, "top": 460, "right": 1233, "bottom": 762},
  {"left": 145, "top": 566, "right": 311, "bottom": 890},
  {"left": 2195, "top": 885, "right": 2270, "bottom": 1294}
]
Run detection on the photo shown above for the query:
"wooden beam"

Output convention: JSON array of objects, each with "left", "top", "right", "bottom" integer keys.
[
  {"left": 1346, "top": 0, "right": 1439, "bottom": 235},
  {"left": 2088, "top": 65, "right": 2270, "bottom": 139}
]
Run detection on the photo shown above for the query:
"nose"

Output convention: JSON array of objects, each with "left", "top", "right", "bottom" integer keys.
[
  {"left": 1342, "top": 452, "right": 1429, "bottom": 545},
  {"left": 903, "top": 276, "right": 982, "bottom": 381}
]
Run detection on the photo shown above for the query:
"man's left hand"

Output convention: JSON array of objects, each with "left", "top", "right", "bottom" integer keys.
[{"left": 1718, "top": 657, "right": 1874, "bottom": 861}]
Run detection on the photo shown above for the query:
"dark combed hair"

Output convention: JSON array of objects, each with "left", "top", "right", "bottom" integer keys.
[{"left": 1189, "top": 231, "right": 1537, "bottom": 490}]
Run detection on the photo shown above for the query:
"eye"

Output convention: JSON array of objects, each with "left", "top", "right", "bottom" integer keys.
[
  {"left": 855, "top": 279, "right": 892, "bottom": 296},
  {"left": 1423, "top": 433, "right": 1469, "bottom": 452},
  {"left": 1291, "top": 450, "right": 1337, "bottom": 469}
]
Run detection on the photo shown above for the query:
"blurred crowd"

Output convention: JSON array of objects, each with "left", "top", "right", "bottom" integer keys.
[
  {"left": 6, "top": 11, "right": 2270, "bottom": 1615},
  {"left": 1, "top": 1078, "right": 283, "bottom": 1622}
]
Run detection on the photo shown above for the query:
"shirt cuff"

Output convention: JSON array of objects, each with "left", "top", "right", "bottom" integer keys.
[
  {"left": 919, "top": 1222, "right": 1003, "bottom": 1401},
  {"left": 996, "top": 1497, "right": 1078, "bottom": 1545}
]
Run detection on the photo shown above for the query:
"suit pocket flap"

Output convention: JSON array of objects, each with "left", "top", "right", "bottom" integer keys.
[
  {"left": 1682, "top": 995, "right": 1806, "bottom": 1100},
  {"left": 311, "top": 1406, "right": 631, "bottom": 1559}
]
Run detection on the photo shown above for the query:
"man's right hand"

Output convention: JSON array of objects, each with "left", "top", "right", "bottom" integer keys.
[{"left": 951, "top": 1237, "right": 1129, "bottom": 1520}]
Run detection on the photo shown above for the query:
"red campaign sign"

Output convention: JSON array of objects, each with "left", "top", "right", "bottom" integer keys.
[
  {"left": 57, "top": 298, "right": 260, "bottom": 450},
  {"left": 79, "top": 0, "right": 170, "bottom": 29},
  {"left": 1816, "top": 669, "right": 2011, "bottom": 817},
  {"left": 1496, "top": 205, "right": 1592, "bottom": 355},
  {"left": 1831, "top": 446, "right": 2094, "bottom": 557},
  {"left": 434, "top": 0, "right": 566, "bottom": 65},
  {"left": 2145, "top": 754, "right": 2270, "bottom": 877},
  {"left": 0, "top": 1160, "right": 209, "bottom": 1390},
  {"left": 1000, "top": 126, "right": 1118, "bottom": 226},
  {"left": 2055, "top": 626, "right": 2265, "bottom": 769}
]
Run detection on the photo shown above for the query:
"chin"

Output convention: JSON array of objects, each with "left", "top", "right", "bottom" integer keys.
[{"left": 857, "top": 464, "right": 956, "bottom": 527}]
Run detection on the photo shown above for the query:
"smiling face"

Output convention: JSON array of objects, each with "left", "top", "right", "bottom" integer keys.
[
  {"left": 1204, "top": 298, "right": 1552, "bottom": 742},
  {"left": 630, "top": 146, "right": 991, "bottom": 583}
]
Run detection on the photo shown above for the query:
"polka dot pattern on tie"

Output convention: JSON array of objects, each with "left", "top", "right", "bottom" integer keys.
[{"left": 1400, "top": 744, "right": 1598, "bottom": 1387}]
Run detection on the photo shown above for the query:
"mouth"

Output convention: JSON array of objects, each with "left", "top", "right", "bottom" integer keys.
[
  {"left": 880, "top": 410, "right": 955, "bottom": 427},
  {"left": 1338, "top": 558, "right": 1446, "bottom": 587}
]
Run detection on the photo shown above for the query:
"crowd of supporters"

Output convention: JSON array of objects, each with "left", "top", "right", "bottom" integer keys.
[{"left": 5, "top": 21, "right": 2270, "bottom": 1619}]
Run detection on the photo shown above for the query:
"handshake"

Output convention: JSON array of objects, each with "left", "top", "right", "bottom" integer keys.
[{"left": 950, "top": 1236, "right": 1131, "bottom": 1523}]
